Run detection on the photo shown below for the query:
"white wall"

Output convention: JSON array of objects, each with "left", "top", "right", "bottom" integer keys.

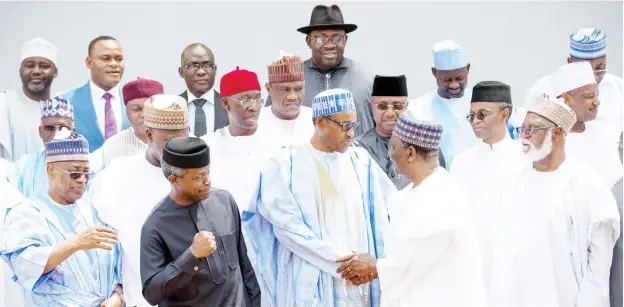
[{"left": 0, "top": 1, "right": 621, "bottom": 106}]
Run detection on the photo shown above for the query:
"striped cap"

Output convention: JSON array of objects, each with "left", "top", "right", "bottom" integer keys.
[
  {"left": 45, "top": 131, "right": 90, "bottom": 164},
  {"left": 41, "top": 96, "right": 73, "bottom": 120},
  {"left": 527, "top": 93, "right": 577, "bottom": 134},
  {"left": 143, "top": 94, "right": 190, "bottom": 130},
  {"left": 312, "top": 88, "right": 356, "bottom": 118},
  {"left": 268, "top": 51, "right": 305, "bottom": 83},
  {"left": 393, "top": 112, "right": 443, "bottom": 149},
  {"left": 570, "top": 28, "right": 607, "bottom": 60}
]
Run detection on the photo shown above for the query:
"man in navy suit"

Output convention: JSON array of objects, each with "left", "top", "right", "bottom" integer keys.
[{"left": 63, "top": 35, "right": 130, "bottom": 152}]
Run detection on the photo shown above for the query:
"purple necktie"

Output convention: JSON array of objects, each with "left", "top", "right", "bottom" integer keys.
[{"left": 103, "top": 92, "right": 118, "bottom": 139}]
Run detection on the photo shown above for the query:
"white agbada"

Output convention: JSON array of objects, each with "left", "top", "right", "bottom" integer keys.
[
  {"left": 523, "top": 73, "right": 624, "bottom": 136},
  {"left": 90, "top": 151, "right": 170, "bottom": 307},
  {"left": 377, "top": 168, "right": 487, "bottom": 307},
  {"left": 256, "top": 106, "right": 315, "bottom": 145},
  {"left": 450, "top": 134, "right": 529, "bottom": 287},
  {"left": 566, "top": 121, "right": 622, "bottom": 188},
  {"left": 91, "top": 127, "right": 147, "bottom": 170},
  {"left": 489, "top": 158, "right": 620, "bottom": 307},
  {"left": 0, "top": 90, "right": 42, "bottom": 161},
  {"left": 0, "top": 158, "right": 25, "bottom": 307}
]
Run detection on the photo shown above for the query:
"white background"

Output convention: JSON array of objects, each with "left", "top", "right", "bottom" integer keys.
[{"left": 0, "top": 1, "right": 621, "bottom": 105}]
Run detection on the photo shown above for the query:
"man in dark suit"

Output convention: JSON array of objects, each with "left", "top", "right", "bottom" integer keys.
[{"left": 179, "top": 44, "right": 228, "bottom": 137}]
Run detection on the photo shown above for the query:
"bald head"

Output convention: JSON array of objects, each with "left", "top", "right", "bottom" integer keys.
[
  {"left": 180, "top": 43, "right": 213, "bottom": 66},
  {"left": 179, "top": 43, "right": 217, "bottom": 98}
]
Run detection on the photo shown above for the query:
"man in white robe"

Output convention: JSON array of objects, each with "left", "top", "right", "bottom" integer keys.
[
  {"left": 91, "top": 94, "right": 190, "bottom": 307},
  {"left": 0, "top": 37, "right": 58, "bottom": 162},
  {"left": 550, "top": 61, "right": 621, "bottom": 188},
  {"left": 243, "top": 88, "right": 396, "bottom": 307},
  {"left": 611, "top": 131, "right": 623, "bottom": 307},
  {"left": 258, "top": 52, "right": 314, "bottom": 145},
  {"left": 523, "top": 28, "right": 623, "bottom": 136},
  {"left": 489, "top": 94, "right": 620, "bottom": 307},
  {"left": 91, "top": 78, "right": 164, "bottom": 171},
  {"left": 7, "top": 97, "right": 75, "bottom": 199},
  {"left": 451, "top": 81, "right": 529, "bottom": 287}
]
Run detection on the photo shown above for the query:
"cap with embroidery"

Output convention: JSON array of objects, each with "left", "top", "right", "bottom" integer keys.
[
  {"left": 432, "top": 39, "right": 468, "bottom": 71},
  {"left": 143, "top": 94, "right": 190, "bottom": 130},
  {"left": 40, "top": 96, "right": 73, "bottom": 120},
  {"left": 268, "top": 51, "right": 305, "bottom": 84},
  {"left": 21, "top": 37, "right": 58, "bottom": 66},
  {"left": 45, "top": 131, "right": 89, "bottom": 164},
  {"left": 570, "top": 28, "right": 607, "bottom": 60},
  {"left": 551, "top": 62, "right": 596, "bottom": 96},
  {"left": 122, "top": 78, "right": 164, "bottom": 105},
  {"left": 393, "top": 112, "right": 443, "bottom": 149},
  {"left": 527, "top": 93, "right": 577, "bottom": 134},
  {"left": 312, "top": 88, "right": 356, "bottom": 118}
]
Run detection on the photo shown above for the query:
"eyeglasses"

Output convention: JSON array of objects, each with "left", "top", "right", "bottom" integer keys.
[
  {"left": 229, "top": 97, "right": 265, "bottom": 108},
  {"left": 324, "top": 116, "right": 359, "bottom": 132},
  {"left": 51, "top": 164, "right": 93, "bottom": 181},
  {"left": 375, "top": 103, "right": 406, "bottom": 111},
  {"left": 185, "top": 62, "right": 217, "bottom": 72},
  {"left": 515, "top": 126, "right": 554, "bottom": 137},
  {"left": 311, "top": 35, "right": 346, "bottom": 46},
  {"left": 42, "top": 124, "right": 73, "bottom": 133},
  {"left": 466, "top": 110, "right": 495, "bottom": 122}
]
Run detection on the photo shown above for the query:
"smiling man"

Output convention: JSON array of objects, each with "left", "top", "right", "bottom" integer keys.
[
  {"left": 63, "top": 35, "right": 130, "bottom": 152},
  {"left": 179, "top": 43, "right": 228, "bottom": 136},
  {"left": 1, "top": 37, "right": 58, "bottom": 162},
  {"left": 408, "top": 39, "right": 478, "bottom": 168}
]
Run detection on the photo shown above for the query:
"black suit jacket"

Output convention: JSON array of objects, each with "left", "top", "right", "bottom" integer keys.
[{"left": 180, "top": 90, "right": 229, "bottom": 132}]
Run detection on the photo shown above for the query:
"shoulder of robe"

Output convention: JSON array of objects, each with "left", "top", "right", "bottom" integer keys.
[
  {"left": 346, "top": 58, "right": 373, "bottom": 85},
  {"left": 5, "top": 199, "right": 42, "bottom": 221},
  {"left": 350, "top": 146, "right": 372, "bottom": 166}
]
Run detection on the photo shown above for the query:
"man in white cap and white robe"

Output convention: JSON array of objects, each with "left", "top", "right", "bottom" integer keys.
[
  {"left": 489, "top": 94, "right": 620, "bottom": 307},
  {"left": 90, "top": 94, "right": 190, "bottom": 307},
  {"left": 243, "top": 88, "right": 395, "bottom": 307},
  {"left": 450, "top": 81, "right": 529, "bottom": 288},
  {"left": 0, "top": 37, "right": 59, "bottom": 162},
  {"left": 551, "top": 61, "right": 622, "bottom": 188},
  {"left": 524, "top": 28, "right": 623, "bottom": 136}
]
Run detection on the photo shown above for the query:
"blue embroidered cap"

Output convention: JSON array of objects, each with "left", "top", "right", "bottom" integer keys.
[
  {"left": 570, "top": 28, "right": 607, "bottom": 60},
  {"left": 45, "top": 131, "right": 90, "bottom": 164},
  {"left": 41, "top": 96, "right": 74, "bottom": 120},
  {"left": 393, "top": 112, "right": 443, "bottom": 149},
  {"left": 311, "top": 88, "right": 356, "bottom": 118},
  {"left": 433, "top": 39, "right": 468, "bottom": 71}
]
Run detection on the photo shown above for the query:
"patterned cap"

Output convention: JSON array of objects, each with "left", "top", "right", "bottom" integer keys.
[
  {"left": 21, "top": 37, "right": 58, "bottom": 66},
  {"left": 551, "top": 62, "right": 596, "bottom": 96},
  {"left": 393, "top": 112, "right": 443, "bottom": 149},
  {"left": 312, "top": 88, "right": 356, "bottom": 118},
  {"left": 41, "top": 96, "right": 74, "bottom": 120},
  {"left": 527, "top": 93, "right": 577, "bottom": 134},
  {"left": 45, "top": 131, "right": 90, "bottom": 164},
  {"left": 570, "top": 28, "right": 607, "bottom": 60},
  {"left": 143, "top": 94, "right": 190, "bottom": 130},
  {"left": 268, "top": 51, "right": 305, "bottom": 84},
  {"left": 432, "top": 39, "right": 468, "bottom": 71}
]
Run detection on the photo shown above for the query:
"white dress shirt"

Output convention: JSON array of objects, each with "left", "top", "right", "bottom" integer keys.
[
  {"left": 90, "top": 80, "right": 122, "bottom": 134},
  {"left": 187, "top": 88, "right": 215, "bottom": 134}
]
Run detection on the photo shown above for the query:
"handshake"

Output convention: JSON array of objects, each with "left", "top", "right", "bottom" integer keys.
[{"left": 335, "top": 252, "right": 378, "bottom": 286}]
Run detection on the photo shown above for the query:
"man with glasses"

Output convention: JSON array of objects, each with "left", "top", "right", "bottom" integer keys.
[
  {"left": 0, "top": 131, "right": 123, "bottom": 307},
  {"left": 179, "top": 43, "right": 228, "bottom": 136},
  {"left": 524, "top": 28, "right": 623, "bottom": 136},
  {"left": 489, "top": 94, "right": 619, "bottom": 307},
  {"left": 450, "top": 81, "right": 529, "bottom": 289},
  {"left": 243, "top": 88, "right": 395, "bottom": 307},
  {"left": 7, "top": 96, "right": 79, "bottom": 198},
  {"left": 551, "top": 61, "right": 622, "bottom": 189},
  {"left": 265, "top": 4, "right": 375, "bottom": 137},
  {"left": 1, "top": 37, "right": 59, "bottom": 162}
]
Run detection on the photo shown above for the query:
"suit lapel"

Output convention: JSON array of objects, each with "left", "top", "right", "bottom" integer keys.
[
  {"left": 213, "top": 91, "right": 228, "bottom": 131},
  {"left": 73, "top": 82, "right": 105, "bottom": 146},
  {"left": 119, "top": 87, "right": 130, "bottom": 130}
]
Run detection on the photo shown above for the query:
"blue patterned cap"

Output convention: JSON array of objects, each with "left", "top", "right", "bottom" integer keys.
[
  {"left": 41, "top": 96, "right": 73, "bottom": 120},
  {"left": 393, "top": 112, "right": 443, "bottom": 149},
  {"left": 45, "top": 131, "right": 89, "bottom": 164},
  {"left": 570, "top": 28, "right": 607, "bottom": 60},
  {"left": 311, "top": 88, "right": 356, "bottom": 118},
  {"left": 432, "top": 39, "right": 468, "bottom": 71}
]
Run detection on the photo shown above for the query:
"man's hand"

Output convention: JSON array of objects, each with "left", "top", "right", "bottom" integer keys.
[
  {"left": 336, "top": 252, "right": 378, "bottom": 285},
  {"left": 190, "top": 231, "right": 217, "bottom": 258},
  {"left": 71, "top": 226, "right": 118, "bottom": 251},
  {"left": 99, "top": 293, "right": 122, "bottom": 307}
]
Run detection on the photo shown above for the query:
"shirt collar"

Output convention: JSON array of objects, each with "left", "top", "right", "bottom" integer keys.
[
  {"left": 187, "top": 88, "right": 214, "bottom": 105},
  {"left": 90, "top": 80, "right": 120, "bottom": 102},
  {"left": 480, "top": 133, "right": 513, "bottom": 151}
]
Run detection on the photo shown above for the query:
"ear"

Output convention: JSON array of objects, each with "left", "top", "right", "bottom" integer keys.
[
  {"left": 178, "top": 67, "right": 184, "bottom": 78},
  {"left": 85, "top": 56, "right": 92, "bottom": 70},
  {"left": 466, "top": 63, "right": 471, "bottom": 72},
  {"left": 221, "top": 97, "right": 230, "bottom": 111},
  {"left": 501, "top": 108, "right": 511, "bottom": 122},
  {"left": 553, "top": 127, "right": 565, "bottom": 141},
  {"left": 167, "top": 175, "right": 177, "bottom": 185},
  {"left": 38, "top": 126, "right": 45, "bottom": 140},
  {"left": 344, "top": 35, "right": 349, "bottom": 43},
  {"left": 306, "top": 35, "right": 312, "bottom": 49},
  {"left": 561, "top": 92, "right": 573, "bottom": 107},
  {"left": 431, "top": 67, "right": 437, "bottom": 78},
  {"left": 53, "top": 67, "right": 59, "bottom": 78},
  {"left": 145, "top": 128, "right": 153, "bottom": 143},
  {"left": 315, "top": 117, "right": 324, "bottom": 129},
  {"left": 567, "top": 57, "right": 573, "bottom": 64},
  {"left": 46, "top": 164, "right": 55, "bottom": 178},
  {"left": 407, "top": 146, "right": 416, "bottom": 163},
  {"left": 265, "top": 82, "right": 271, "bottom": 93}
]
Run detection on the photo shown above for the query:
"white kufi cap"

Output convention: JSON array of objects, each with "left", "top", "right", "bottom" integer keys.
[
  {"left": 551, "top": 62, "right": 596, "bottom": 96},
  {"left": 21, "top": 37, "right": 58, "bottom": 66}
]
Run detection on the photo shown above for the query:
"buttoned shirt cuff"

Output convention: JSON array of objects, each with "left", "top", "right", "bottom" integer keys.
[{"left": 176, "top": 248, "right": 203, "bottom": 276}]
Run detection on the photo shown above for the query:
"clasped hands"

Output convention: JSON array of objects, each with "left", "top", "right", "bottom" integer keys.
[{"left": 335, "top": 252, "right": 378, "bottom": 286}]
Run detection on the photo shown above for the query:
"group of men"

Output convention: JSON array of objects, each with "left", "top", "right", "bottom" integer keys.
[{"left": 0, "top": 3, "right": 623, "bottom": 307}]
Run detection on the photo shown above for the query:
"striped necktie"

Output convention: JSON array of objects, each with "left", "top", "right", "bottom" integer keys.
[{"left": 103, "top": 92, "right": 118, "bottom": 139}]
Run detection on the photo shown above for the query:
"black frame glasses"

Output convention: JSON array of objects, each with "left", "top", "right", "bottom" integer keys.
[
  {"left": 324, "top": 116, "right": 359, "bottom": 132},
  {"left": 311, "top": 35, "right": 346, "bottom": 46},
  {"left": 184, "top": 62, "right": 217, "bottom": 72}
]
